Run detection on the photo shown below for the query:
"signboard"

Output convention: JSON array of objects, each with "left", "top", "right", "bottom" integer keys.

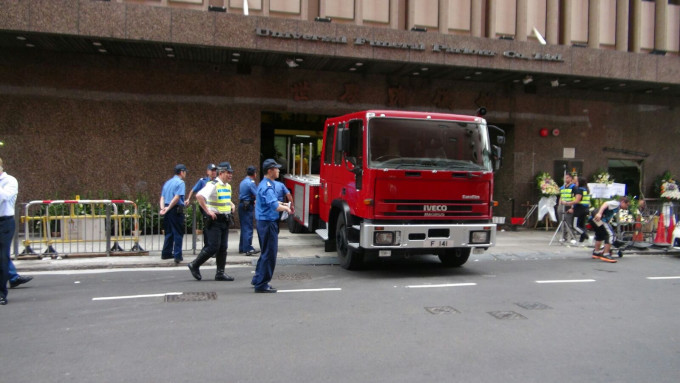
[{"left": 587, "top": 183, "right": 626, "bottom": 199}]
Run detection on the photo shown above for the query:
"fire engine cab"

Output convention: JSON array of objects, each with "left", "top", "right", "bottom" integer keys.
[{"left": 283, "top": 110, "right": 504, "bottom": 269}]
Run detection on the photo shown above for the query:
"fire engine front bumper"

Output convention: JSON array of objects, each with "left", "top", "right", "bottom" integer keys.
[{"left": 358, "top": 222, "right": 496, "bottom": 250}]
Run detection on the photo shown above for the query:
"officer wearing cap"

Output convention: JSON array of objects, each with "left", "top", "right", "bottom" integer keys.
[
  {"left": 238, "top": 165, "right": 260, "bottom": 256},
  {"left": 251, "top": 159, "right": 291, "bottom": 293},
  {"left": 160, "top": 164, "right": 187, "bottom": 264},
  {"left": 188, "top": 161, "right": 236, "bottom": 281}
]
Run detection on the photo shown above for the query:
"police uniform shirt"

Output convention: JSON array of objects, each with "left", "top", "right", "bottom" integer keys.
[
  {"left": 239, "top": 177, "right": 257, "bottom": 202},
  {"left": 255, "top": 179, "right": 280, "bottom": 222},
  {"left": 161, "top": 175, "right": 185, "bottom": 206},
  {"left": 197, "top": 179, "right": 232, "bottom": 214},
  {"left": 192, "top": 176, "right": 213, "bottom": 193},
  {"left": 274, "top": 180, "right": 290, "bottom": 202},
  {"left": 0, "top": 172, "right": 18, "bottom": 216}
]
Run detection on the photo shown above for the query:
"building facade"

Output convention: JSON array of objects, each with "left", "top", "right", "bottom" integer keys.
[{"left": 0, "top": 0, "right": 679, "bottom": 220}]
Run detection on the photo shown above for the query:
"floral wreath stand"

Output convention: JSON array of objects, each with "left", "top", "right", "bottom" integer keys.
[{"left": 535, "top": 195, "right": 557, "bottom": 231}]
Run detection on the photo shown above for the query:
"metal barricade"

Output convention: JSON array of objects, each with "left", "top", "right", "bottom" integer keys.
[{"left": 19, "top": 200, "right": 144, "bottom": 258}]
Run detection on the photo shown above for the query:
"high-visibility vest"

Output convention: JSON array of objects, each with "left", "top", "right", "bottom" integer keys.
[
  {"left": 581, "top": 189, "right": 591, "bottom": 207},
  {"left": 560, "top": 185, "right": 574, "bottom": 203},
  {"left": 206, "top": 181, "right": 232, "bottom": 214}
]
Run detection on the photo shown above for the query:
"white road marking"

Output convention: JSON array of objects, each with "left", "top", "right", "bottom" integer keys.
[
  {"left": 23, "top": 265, "right": 248, "bottom": 276},
  {"left": 646, "top": 276, "right": 680, "bottom": 280},
  {"left": 536, "top": 279, "right": 596, "bottom": 284},
  {"left": 277, "top": 288, "right": 342, "bottom": 293},
  {"left": 406, "top": 283, "right": 476, "bottom": 289},
  {"left": 92, "top": 292, "right": 183, "bottom": 301}
]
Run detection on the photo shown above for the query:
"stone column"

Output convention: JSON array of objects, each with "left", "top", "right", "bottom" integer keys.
[
  {"left": 487, "top": 0, "right": 496, "bottom": 38},
  {"left": 629, "top": 0, "right": 641, "bottom": 53},
  {"left": 439, "top": 0, "right": 448, "bottom": 33},
  {"left": 391, "top": 0, "right": 405, "bottom": 30},
  {"left": 546, "top": 0, "right": 559, "bottom": 44},
  {"left": 561, "top": 0, "right": 572, "bottom": 45},
  {"left": 515, "top": 0, "right": 528, "bottom": 41},
  {"left": 615, "top": 0, "right": 628, "bottom": 51},
  {"left": 655, "top": 0, "right": 668, "bottom": 52},
  {"left": 355, "top": 0, "right": 363, "bottom": 26},
  {"left": 471, "top": 0, "right": 482, "bottom": 37},
  {"left": 588, "top": 0, "right": 600, "bottom": 48}
]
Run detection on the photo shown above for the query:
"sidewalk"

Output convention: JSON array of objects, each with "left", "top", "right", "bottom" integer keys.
[{"left": 11, "top": 227, "right": 677, "bottom": 272}]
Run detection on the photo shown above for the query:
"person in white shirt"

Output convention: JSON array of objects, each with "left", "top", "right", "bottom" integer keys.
[{"left": 0, "top": 158, "right": 19, "bottom": 305}]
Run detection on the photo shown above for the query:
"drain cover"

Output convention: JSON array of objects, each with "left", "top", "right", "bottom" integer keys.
[
  {"left": 515, "top": 302, "right": 552, "bottom": 310},
  {"left": 488, "top": 311, "right": 527, "bottom": 320},
  {"left": 277, "top": 273, "right": 311, "bottom": 280},
  {"left": 165, "top": 292, "right": 217, "bottom": 302},
  {"left": 425, "top": 306, "right": 460, "bottom": 315}
]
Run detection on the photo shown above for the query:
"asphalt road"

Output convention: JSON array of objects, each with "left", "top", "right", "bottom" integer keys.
[{"left": 2, "top": 253, "right": 680, "bottom": 383}]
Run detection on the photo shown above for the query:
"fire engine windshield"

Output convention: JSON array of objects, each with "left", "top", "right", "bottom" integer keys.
[{"left": 368, "top": 117, "right": 493, "bottom": 171}]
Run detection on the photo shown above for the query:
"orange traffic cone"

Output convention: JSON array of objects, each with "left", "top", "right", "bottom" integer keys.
[
  {"left": 632, "top": 215, "right": 644, "bottom": 241},
  {"left": 654, "top": 213, "right": 667, "bottom": 244},
  {"left": 666, "top": 214, "right": 675, "bottom": 244}
]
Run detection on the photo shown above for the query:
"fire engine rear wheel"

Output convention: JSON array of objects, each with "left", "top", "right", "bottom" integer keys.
[
  {"left": 438, "top": 248, "right": 471, "bottom": 267},
  {"left": 287, "top": 213, "right": 308, "bottom": 234},
  {"left": 336, "top": 214, "right": 363, "bottom": 270}
]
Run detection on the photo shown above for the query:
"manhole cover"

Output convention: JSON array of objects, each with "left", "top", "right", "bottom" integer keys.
[
  {"left": 515, "top": 302, "right": 552, "bottom": 310},
  {"left": 425, "top": 306, "right": 460, "bottom": 315},
  {"left": 165, "top": 292, "right": 217, "bottom": 302},
  {"left": 277, "top": 273, "right": 311, "bottom": 280},
  {"left": 488, "top": 311, "right": 527, "bottom": 320}
]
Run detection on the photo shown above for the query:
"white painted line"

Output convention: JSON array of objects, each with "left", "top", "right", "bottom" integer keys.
[
  {"left": 92, "top": 292, "right": 183, "bottom": 301},
  {"left": 406, "top": 283, "right": 476, "bottom": 289},
  {"left": 647, "top": 276, "right": 680, "bottom": 280},
  {"left": 536, "top": 279, "right": 596, "bottom": 284},
  {"left": 277, "top": 288, "right": 342, "bottom": 293}
]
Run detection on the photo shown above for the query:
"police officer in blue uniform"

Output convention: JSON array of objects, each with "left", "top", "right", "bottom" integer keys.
[
  {"left": 238, "top": 165, "right": 260, "bottom": 256},
  {"left": 188, "top": 162, "right": 236, "bottom": 281},
  {"left": 251, "top": 159, "right": 291, "bottom": 293},
  {"left": 160, "top": 164, "right": 187, "bottom": 264}
]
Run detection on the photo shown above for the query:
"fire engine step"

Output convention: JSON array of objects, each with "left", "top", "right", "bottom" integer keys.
[{"left": 316, "top": 229, "right": 329, "bottom": 240}]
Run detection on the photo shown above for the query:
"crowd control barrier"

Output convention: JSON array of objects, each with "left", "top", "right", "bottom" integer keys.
[{"left": 19, "top": 200, "right": 144, "bottom": 258}]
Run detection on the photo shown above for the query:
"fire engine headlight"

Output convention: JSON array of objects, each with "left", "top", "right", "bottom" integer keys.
[
  {"left": 374, "top": 231, "right": 399, "bottom": 246},
  {"left": 470, "top": 231, "right": 490, "bottom": 244}
]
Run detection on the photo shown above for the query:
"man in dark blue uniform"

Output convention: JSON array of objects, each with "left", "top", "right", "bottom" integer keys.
[
  {"left": 160, "top": 164, "right": 187, "bottom": 264},
  {"left": 238, "top": 165, "right": 259, "bottom": 256},
  {"left": 251, "top": 159, "right": 291, "bottom": 293}
]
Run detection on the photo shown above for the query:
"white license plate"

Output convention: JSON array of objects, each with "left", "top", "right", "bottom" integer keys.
[
  {"left": 378, "top": 250, "right": 391, "bottom": 257},
  {"left": 423, "top": 240, "right": 450, "bottom": 248}
]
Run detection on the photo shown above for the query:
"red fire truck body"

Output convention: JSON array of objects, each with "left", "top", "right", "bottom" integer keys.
[{"left": 284, "top": 110, "right": 502, "bottom": 269}]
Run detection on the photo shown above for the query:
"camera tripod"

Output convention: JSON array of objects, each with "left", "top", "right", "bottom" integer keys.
[{"left": 549, "top": 204, "right": 578, "bottom": 246}]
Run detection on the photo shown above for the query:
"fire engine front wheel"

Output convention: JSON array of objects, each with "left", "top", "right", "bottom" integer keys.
[
  {"left": 438, "top": 248, "right": 471, "bottom": 267},
  {"left": 336, "top": 214, "right": 363, "bottom": 270}
]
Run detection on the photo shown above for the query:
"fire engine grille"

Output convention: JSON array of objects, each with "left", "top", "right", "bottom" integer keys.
[{"left": 379, "top": 200, "right": 487, "bottom": 218}]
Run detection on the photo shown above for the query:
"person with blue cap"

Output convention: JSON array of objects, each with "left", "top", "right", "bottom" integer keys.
[
  {"left": 251, "top": 159, "right": 291, "bottom": 293},
  {"left": 159, "top": 164, "right": 187, "bottom": 264},
  {"left": 238, "top": 165, "right": 260, "bottom": 256},
  {"left": 188, "top": 162, "right": 236, "bottom": 281}
]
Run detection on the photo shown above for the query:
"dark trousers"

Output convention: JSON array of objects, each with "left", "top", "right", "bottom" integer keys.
[
  {"left": 252, "top": 220, "right": 278, "bottom": 290},
  {"left": 0, "top": 218, "right": 15, "bottom": 299},
  {"left": 194, "top": 216, "right": 229, "bottom": 272},
  {"left": 238, "top": 202, "right": 255, "bottom": 253},
  {"left": 162, "top": 207, "right": 184, "bottom": 261}
]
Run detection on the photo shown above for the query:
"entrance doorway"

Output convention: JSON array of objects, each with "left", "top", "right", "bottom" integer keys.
[
  {"left": 608, "top": 159, "right": 642, "bottom": 197},
  {"left": 260, "top": 112, "right": 329, "bottom": 176}
]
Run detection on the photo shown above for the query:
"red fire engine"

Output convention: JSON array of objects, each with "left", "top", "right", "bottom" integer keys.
[{"left": 283, "top": 110, "right": 504, "bottom": 269}]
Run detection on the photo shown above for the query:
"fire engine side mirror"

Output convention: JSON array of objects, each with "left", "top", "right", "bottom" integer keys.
[
  {"left": 336, "top": 127, "right": 350, "bottom": 153},
  {"left": 492, "top": 145, "right": 502, "bottom": 170},
  {"left": 488, "top": 125, "right": 505, "bottom": 145}
]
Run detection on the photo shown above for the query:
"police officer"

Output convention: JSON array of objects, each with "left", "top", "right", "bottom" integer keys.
[
  {"left": 160, "top": 164, "right": 187, "bottom": 264},
  {"left": 558, "top": 173, "right": 576, "bottom": 240},
  {"left": 573, "top": 177, "right": 591, "bottom": 242},
  {"left": 251, "top": 159, "right": 291, "bottom": 293},
  {"left": 238, "top": 165, "right": 260, "bottom": 256},
  {"left": 185, "top": 163, "right": 217, "bottom": 245},
  {"left": 187, "top": 162, "right": 236, "bottom": 281}
]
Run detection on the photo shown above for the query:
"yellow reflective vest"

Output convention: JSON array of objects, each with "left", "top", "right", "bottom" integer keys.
[
  {"left": 560, "top": 185, "right": 574, "bottom": 203},
  {"left": 206, "top": 181, "right": 232, "bottom": 214}
]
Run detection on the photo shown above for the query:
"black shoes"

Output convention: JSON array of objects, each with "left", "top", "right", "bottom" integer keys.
[
  {"left": 9, "top": 275, "right": 33, "bottom": 288},
  {"left": 161, "top": 254, "right": 173, "bottom": 260},
  {"left": 254, "top": 285, "right": 277, "bottom": 293},
  {"left": 188, "top": 263, "right": 202, "bottom": 280},
  {"left": 245, "top": 249, "right": 261, "bottom": 256},
  {"left": 0, "top": 296, "right": 6, "bottom": 305},
  {"left": 215, "top": 273, "right": 234, "bottom": 281}
]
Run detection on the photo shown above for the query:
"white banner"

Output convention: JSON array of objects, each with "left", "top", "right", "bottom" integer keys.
[
  {"left": 587, "top": 183, "right": 626, "bottom": 199},
  {"left": 537, "top": 196, "right": 557, "bottom": 222}
]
